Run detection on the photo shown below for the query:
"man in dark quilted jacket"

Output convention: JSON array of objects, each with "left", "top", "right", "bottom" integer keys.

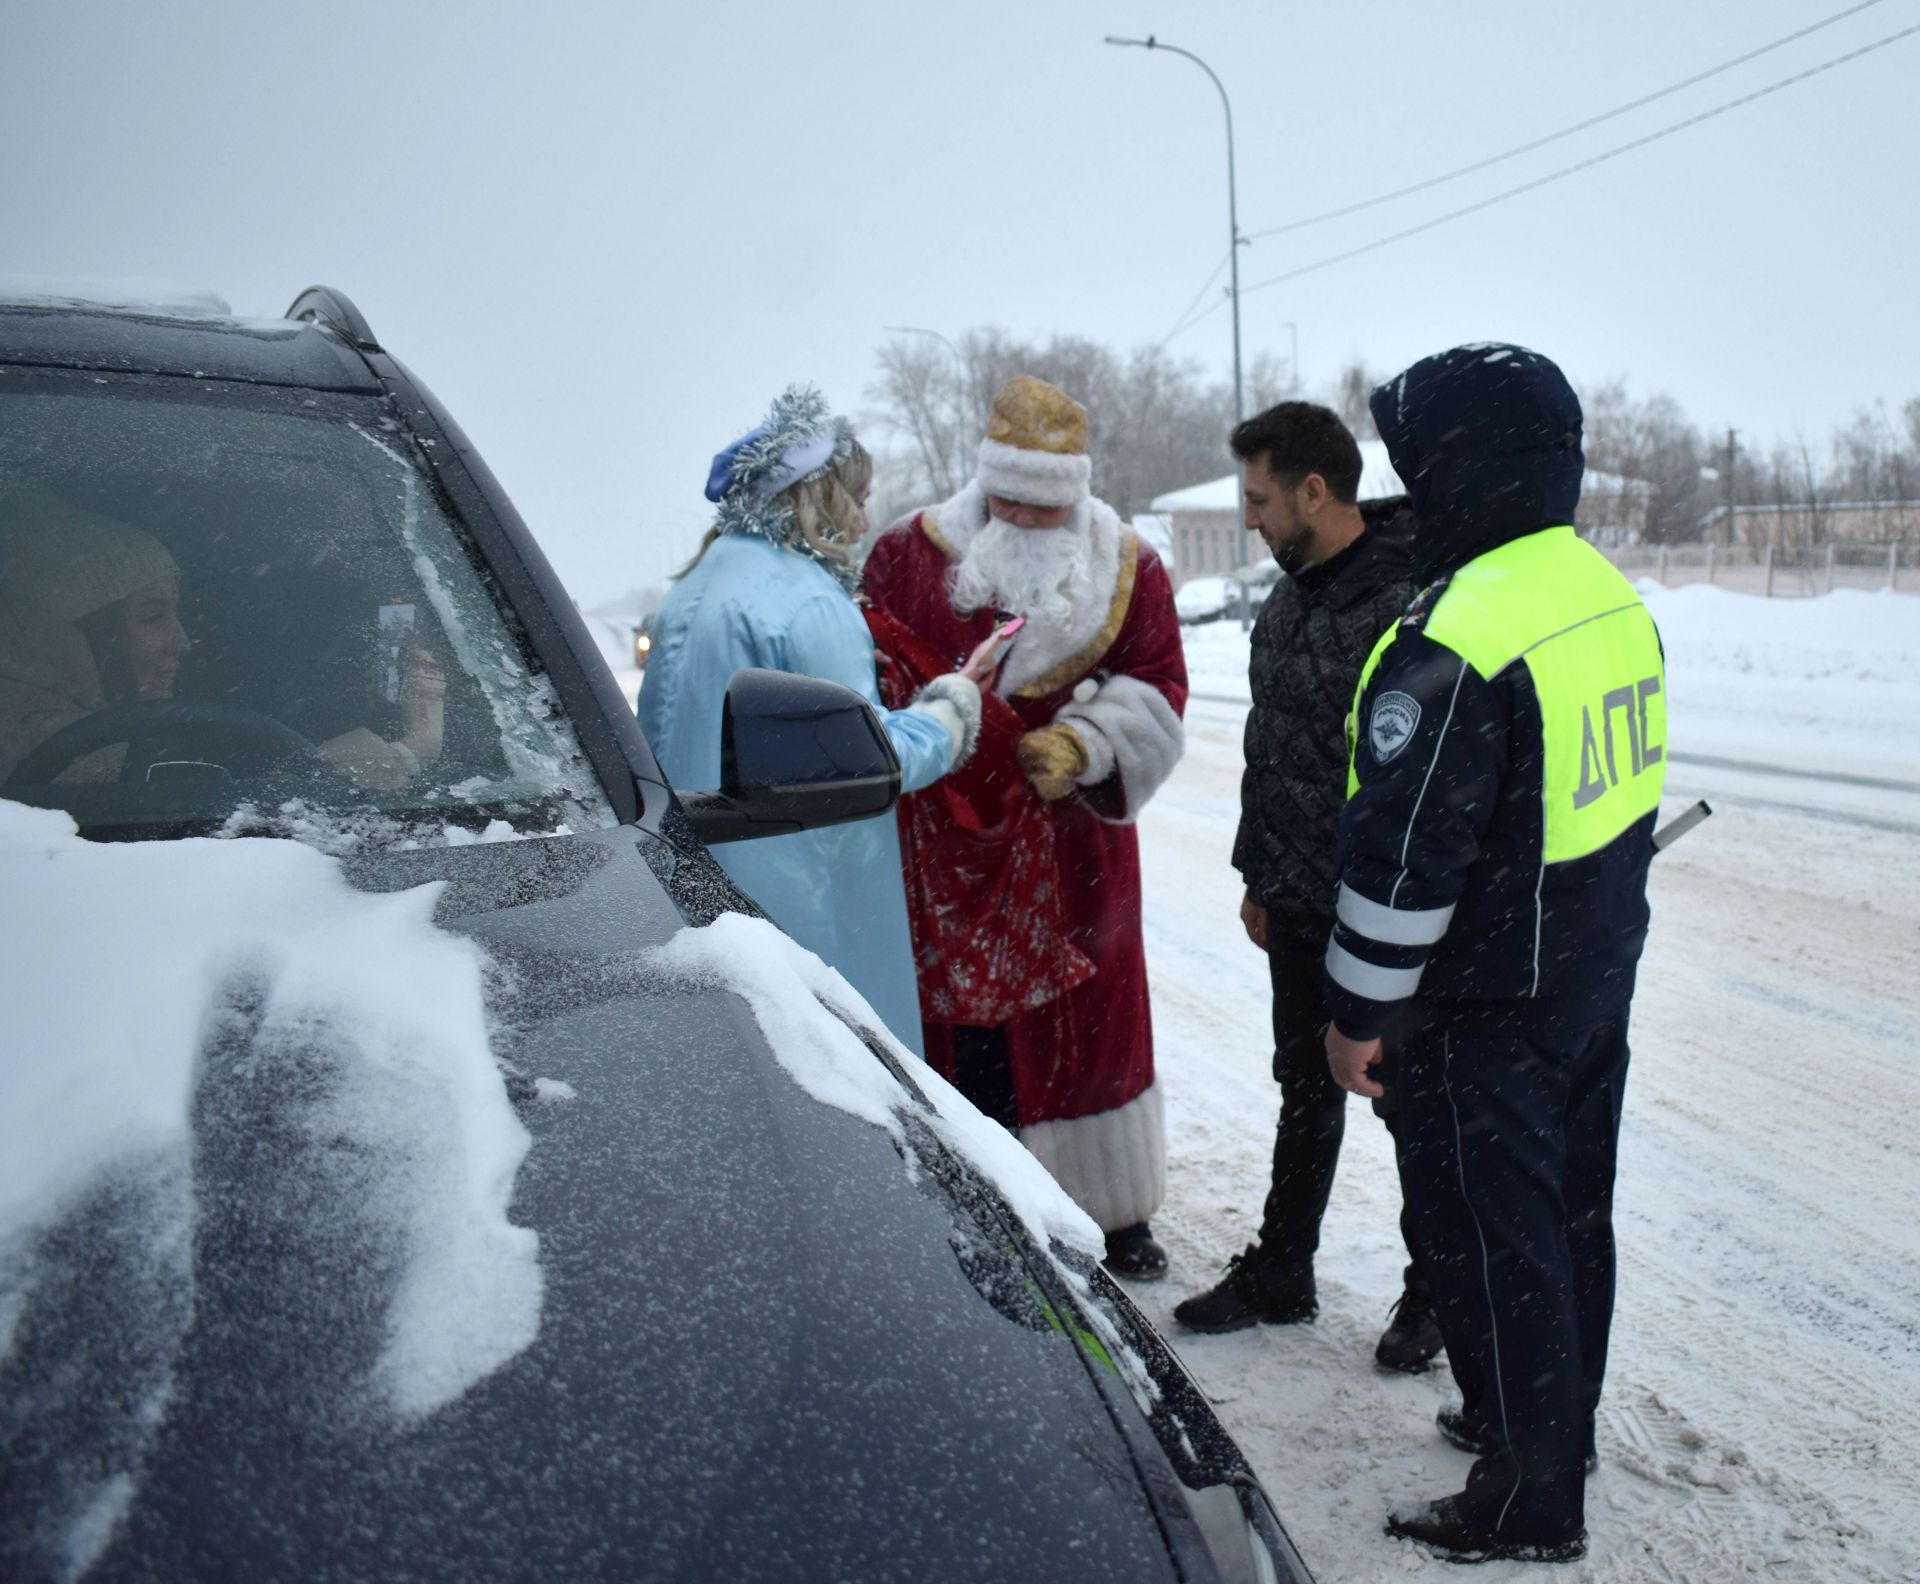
[{"left": 1174, "top": 402, "right": 1436, "bottom": 1370}]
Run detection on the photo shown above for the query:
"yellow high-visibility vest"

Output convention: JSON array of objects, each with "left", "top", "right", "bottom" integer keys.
[{"left": 1349, "top": 527, "right": 1667, "bottom": 863}]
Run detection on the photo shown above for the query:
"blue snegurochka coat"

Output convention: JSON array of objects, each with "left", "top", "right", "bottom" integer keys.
[{"left": 636, "top": 532, "right": 953, "bottom": 1055}]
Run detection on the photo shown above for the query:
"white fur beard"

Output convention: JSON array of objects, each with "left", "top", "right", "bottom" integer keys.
[{"left": 948, "top": 506, "right": 1095, "bottom": 633}]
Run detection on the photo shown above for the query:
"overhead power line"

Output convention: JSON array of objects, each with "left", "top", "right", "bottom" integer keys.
[
  {"left": 1168, "top": 20, "right": 1920, "bottom": 337},
  {"left": 1243, "top": 0, "right": 1893, "bottom": 242},
  {"left": 1156, "top": 250, "right": 1232, "bottom": 349}
]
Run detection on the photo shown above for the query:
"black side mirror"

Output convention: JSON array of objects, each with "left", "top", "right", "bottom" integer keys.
[{"left": 679, "top": 669, "right": 901, "bottom": 844}]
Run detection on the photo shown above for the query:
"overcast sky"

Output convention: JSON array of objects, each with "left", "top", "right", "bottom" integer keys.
[{"left": 6, "top": 0, "right": 1916, "bottom": 601}]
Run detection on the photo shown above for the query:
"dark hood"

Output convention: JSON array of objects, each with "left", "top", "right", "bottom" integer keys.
[{"left": 1369, "top": 343, "right": 1584, "bottom": 583}]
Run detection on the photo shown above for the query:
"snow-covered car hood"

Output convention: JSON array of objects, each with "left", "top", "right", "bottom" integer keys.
[{"left": 4, "top": 818, "right": 1307, "bottom": 1583}]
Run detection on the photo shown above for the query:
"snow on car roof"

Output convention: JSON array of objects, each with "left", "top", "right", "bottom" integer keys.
[{"left": 0, "top": 275, "right": 236, "bottom": 319}]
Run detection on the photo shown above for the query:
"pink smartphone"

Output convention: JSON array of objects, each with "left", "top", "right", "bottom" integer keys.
[
  {"left": 995, "top": 616, "right": 1027, "bottom": 641},
  {"left": 992, "top": 615, "right": 1026, "bottom": 663}
]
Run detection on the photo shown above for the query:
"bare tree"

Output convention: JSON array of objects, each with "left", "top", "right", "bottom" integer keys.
[
  {"left": 1323, "top": 358, "right": 1384, "bottom": 440},
  {"left": 865, "top": 328, "right": 1241, "bottom": 527},
  {"left": 1578, "top": 379, "right": 1707, "bottom": 543},
  {"left": 871, "top": 337, "right": 1920, "bottom": 548}
]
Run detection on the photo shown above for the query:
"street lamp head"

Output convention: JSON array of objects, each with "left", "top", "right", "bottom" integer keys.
[{"left": 1104, "top": 35, "right": 1155, "bottom": 49}]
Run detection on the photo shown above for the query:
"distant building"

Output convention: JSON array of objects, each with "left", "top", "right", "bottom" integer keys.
[
  {"left": 1151, "top": 440, "right": 1652, "bottom": 586},
  {"left": 1150, "top": 441, "right": 1401, "bottom": 588},
  {"left": 1699, "top": 500, "right": 1920, "bottom": 546},
  {"left": 1132, "top": 511, "right": 1175, "bottom": 569}
]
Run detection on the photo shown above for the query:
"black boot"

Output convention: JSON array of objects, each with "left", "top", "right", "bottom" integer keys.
[
  {"left": 1171, "top": 1249, "right": 1315, "bottom": 1333},
  {"left": 1102, "top": 1222, "right": 1167, "bottom": 1280},
  {"left": 1386, "top": 1494, "right": 1586, "bottom": 1564},
  {"left": 1436, "top": 1404, "right": 1496, "bottom": 1457},
  {"left": 1437, "top": 1405, "right": 1600, "bottom": 1475},
  {"left": 1375, "top": 1283, "right": 1445, "bottom": 1373}
]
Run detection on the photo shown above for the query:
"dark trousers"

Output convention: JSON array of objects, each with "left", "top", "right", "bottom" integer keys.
[
  {"left": 1255, "top": 916, "right": 1421, "bottom": 1292},
  {"left": 1392, "top": 1009, "right": 1631, "bottom": 1541},
  {"left": 949, "top": 1024, "right": 1019, "bottom": 1130}
]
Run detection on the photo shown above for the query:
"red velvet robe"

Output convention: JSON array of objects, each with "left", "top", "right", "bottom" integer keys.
[{"left": 862, "top": 510, "right": 1188, "bottom": 1128}]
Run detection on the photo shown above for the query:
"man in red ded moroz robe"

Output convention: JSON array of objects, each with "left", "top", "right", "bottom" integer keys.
[{"left": 864, "top": 374, "right": 1188, "bottom": 1279}]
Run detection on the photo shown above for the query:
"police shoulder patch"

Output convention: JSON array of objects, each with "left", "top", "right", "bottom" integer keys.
[
  {"left": 1400, "top": 573, "right": 1453, "bottom": 632},
  {"left": 1369, "top": 691, "right": 1422, "bottom": 764}
]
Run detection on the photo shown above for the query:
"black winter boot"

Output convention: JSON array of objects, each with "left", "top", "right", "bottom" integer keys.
[
  {"left": 1436, "top": 1404, "right": 1496, "bottom": 1457},
  {"left": 1386, "top": 1494, "right": 1587, "bottom": 1564},
  {"left": 1102, "top": 1223, "right": 1168, "bottom": 1280},
  {"left": 1375, "top": 1283, "right": 1445, "bottom": 1373},
  {"left": 1172, "top": 1249, "right": 1315, "bottom": 1333},
  {"left": 1437, "top": 1405, "right": 1600, "bottom": 1475}
]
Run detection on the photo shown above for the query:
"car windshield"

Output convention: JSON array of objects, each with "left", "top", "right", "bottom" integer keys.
[{"left": 0, "top": 370, "right": 614, "bottom": 844}]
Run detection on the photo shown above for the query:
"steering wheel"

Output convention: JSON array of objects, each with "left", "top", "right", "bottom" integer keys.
[{"left": 5, "top": 700, "right": 327, "bottom": 787}]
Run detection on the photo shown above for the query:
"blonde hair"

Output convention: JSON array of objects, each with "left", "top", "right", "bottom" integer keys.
[{"left": 677, "top": 438, "right": 873, "bottom": 579}]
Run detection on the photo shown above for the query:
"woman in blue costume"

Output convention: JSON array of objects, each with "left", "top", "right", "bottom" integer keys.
[{"left": 639, "top": 386, "right": 990, "bottom": 1056}]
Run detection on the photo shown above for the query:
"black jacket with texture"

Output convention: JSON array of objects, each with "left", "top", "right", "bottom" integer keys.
[{"left": 1232, "top": 499, "right": 1416, "bottom": 921}]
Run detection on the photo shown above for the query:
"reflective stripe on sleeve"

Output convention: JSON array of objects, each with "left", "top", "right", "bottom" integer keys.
[
  {"left": 1326, "top": 939, "right": 1425, "bottom": 1002},
  {"left": 1336, "top": 883, "right": 1456, "bottom": 947}
]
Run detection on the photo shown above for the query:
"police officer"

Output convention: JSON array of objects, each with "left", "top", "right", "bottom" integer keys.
[{"left": 1322, "top": 344, "right": 1667, "bottom": 1565}]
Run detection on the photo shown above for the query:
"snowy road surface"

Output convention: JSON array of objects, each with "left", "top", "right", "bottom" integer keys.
[{"left": 1132, "top": 590, "right": 1920, "bottom": 1583}]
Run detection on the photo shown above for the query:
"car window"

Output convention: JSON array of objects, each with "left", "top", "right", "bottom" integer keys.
[{"left": 0, "top": 372, "right": 615, "bottom": 844}]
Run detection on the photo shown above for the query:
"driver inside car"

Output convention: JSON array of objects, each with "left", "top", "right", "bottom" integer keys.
[{"left": 0, "top": 485, "right": 444, "bottom": 790}]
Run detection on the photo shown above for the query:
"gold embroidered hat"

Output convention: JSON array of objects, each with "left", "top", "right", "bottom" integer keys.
[{"left": 975, "top": 375, "right": 1092, "bottom": 508}]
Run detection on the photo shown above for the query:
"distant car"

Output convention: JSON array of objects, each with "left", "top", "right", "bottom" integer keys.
[
  {"left": 0, "top": 286, "right": 1313, "bottom": 1583},
  {"left": 1176, "top": 570, "right": 1280, "bottom": 627},
  {"left": 1175, "top": 575, "right": 1233, "bottom": 625}
]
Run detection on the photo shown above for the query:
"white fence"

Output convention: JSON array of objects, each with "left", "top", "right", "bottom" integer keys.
[{"left": 1598, "top": 541, "right": 1916, "bottom": 597}]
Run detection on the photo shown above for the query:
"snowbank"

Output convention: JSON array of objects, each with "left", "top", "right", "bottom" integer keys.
[
  {"left": 1183, "top": 582, "right": 1920, "bottom": 779},
  {"left": 0, "top": 802, "right": 541, "bottom": 1569},
  {"left": 1638, "top": 585, "right": 1920, "bottom": 777}
]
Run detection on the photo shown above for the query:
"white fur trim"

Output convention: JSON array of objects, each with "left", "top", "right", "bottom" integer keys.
[
  {"left": 1020, "top": 1082, "right": 1165, "bottom": 1234},
  {"left": 975, "top": 436, "right": 1092, "bottom": 508},
  {"left": 908, "top": 673, "right": 982, "bottom": 768},
  {"left": 1054, "top": 673, "right": 1185, "bottom": 823},
  {"left": 926, "top": 479, "right": 989, "bottom": 555},
  {"left": 1064, "top": 720, "right": 1114, "bottom": 786}
]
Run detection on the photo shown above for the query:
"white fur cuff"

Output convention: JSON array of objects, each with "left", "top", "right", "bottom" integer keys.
[
  {"left": 1067, "top": 718, "right": 1116, "bottom": 786},
  {"left": 909, "top": 673, "right": 982, "bottom": 768},
  {"left": 1054, "top": 674, "right": 1185, "bottom": 823},
  {"left": 975, "top": 437, "right": 1091, "bottom": 508},
  {"left": 1020, "top": 1082, "right": 1166, "bottom": 1233}
]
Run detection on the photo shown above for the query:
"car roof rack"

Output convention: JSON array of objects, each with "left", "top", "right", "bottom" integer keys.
[{"left": 286, "top": 285, "right": 380, "bottom": 352}]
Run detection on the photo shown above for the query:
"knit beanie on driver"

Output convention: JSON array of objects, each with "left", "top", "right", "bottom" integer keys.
[{"left": 0, "top": 485, "right": 179, "bottom": 621}]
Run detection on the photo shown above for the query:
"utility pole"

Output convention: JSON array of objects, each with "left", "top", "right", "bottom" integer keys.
[{"left": 1724, "top": 428, "right": 1738, "bottom": 545}]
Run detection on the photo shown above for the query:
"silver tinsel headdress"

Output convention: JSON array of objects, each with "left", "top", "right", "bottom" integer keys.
[{"left": 705, "top": 385, "right": 857, "bottom": 550}]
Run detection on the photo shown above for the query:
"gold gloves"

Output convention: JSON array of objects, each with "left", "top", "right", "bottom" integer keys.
[{"left": 1017, "top": 724, "right": 1088, "bottom": 802}]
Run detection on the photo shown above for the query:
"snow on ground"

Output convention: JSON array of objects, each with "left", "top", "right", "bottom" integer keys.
[
  {"left": 600, "top": 580, "right": 1919, "bottom": 1577},
  {"left": 1136, "top": 587, "right": 1920, "bottom": 1582}
]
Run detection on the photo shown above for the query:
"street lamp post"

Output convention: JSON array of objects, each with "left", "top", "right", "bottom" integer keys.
[{"left": 1104, "top": 34, "right": 1244, "bottom": 428}]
